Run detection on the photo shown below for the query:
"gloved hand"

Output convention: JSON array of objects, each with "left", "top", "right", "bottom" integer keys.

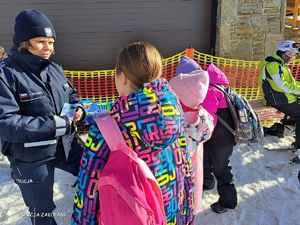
[
  {"left": 73, "top": 105, "right": 86, "bottom": 122},
  {"left": 54, "top": 115, "right": 76, "bottom": 137}
]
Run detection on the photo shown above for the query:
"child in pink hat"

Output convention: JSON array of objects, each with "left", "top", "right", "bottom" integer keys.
[{"left": 170, "top": 56, "right": 214, "bottom": 214}]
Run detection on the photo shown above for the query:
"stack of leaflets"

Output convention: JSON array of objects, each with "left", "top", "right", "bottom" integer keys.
[
  {"left": 60, "top": 100, "right": 112, "bottom": 125},
  {"left": 81, "top": 100, "right": 112, "bottom": 124},
  {"left": 60, "top": 103, "right": 77, "bottom": 119}
]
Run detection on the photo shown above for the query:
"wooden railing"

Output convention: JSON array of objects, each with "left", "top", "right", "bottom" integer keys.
[{"left": 286, "top": 0, "right": 300, "bottom": 30}]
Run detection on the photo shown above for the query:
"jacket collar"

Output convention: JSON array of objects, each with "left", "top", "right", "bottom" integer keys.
[
  {"left": 265, "top": 54, "right": 284, "bottom": 64},
  {"left": 11, "top": 46, "right": 51, "bottom": 75}
]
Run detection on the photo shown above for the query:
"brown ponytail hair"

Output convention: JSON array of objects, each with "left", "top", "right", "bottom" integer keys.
[{"left": 115, "top": 42, "right": 162, "bottom": 89}]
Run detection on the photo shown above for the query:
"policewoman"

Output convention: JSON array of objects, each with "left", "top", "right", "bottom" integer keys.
[{"left": 0, "top": 10, "right": 84, "bottom": 225}]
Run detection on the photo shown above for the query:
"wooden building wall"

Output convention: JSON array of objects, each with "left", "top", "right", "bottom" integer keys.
[{"left": 0, "top": 0, "right": 212, "bottom": 70}]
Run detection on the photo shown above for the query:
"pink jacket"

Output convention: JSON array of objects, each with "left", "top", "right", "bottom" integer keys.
[
  {"left": 169, "top": 57, "right": 214, "bottom": 214},
  {"left": 202, "top": 64, "right": 230, "bottom": 127}
]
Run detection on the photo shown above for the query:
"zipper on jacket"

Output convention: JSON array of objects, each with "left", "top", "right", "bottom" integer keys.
[
  {"left": 17, "top": 167, "right": 22, "bottom": 177},
  {"left": 40, "top": 68, "right": 58, "bottom": 114}
]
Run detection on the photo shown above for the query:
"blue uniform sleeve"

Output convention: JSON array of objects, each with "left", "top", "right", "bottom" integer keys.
[
  {"left": 0, "top": 76, "right": 59, "bottom": 143},
  {"left": 72, "top": 123, "right": 110, "bottom": 224}
]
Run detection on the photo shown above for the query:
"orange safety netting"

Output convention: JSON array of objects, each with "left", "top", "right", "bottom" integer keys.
[
  {"left": 64, "top": 50, "right": 186, "bottom": 102},
  {"left": 65, "top": 48, "right": 300, "bottom": 126}
]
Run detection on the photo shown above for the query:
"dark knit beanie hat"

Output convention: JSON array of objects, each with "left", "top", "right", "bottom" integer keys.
[{"left": 14, "top": 9, "right": 56, "bottom": 45}]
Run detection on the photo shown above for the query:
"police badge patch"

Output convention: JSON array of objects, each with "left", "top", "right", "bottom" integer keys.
[{"left": 44, "top": 27, "right": 53, "bottom": 37}]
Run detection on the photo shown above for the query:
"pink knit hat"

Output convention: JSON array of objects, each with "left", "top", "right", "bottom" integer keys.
[{"left": 170, "top": 70, "right": 209, "bottom": 109}]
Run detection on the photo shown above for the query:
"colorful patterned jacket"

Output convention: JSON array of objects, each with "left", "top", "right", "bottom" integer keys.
[{"left": 72, "top": 78, "right": 195, "bottom": 225}]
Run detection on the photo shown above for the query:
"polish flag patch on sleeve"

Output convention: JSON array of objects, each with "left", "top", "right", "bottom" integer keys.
[{"left": 19, "top": 93, "right": 28, "bottom": 99}]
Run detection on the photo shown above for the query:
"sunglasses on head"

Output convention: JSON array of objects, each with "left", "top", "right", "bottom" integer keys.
[
  {"left": 292, "top": 42, "right": 300, "bottom": 52},
  {"left": 292, "top": 42, "right": 300, "bottom": 48}
]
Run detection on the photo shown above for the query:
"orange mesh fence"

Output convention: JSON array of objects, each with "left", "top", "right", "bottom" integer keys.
[
  {"left": 192, "top": 50, "right": 261, "bottom": 101},
  {"left": 64, "top": 50, "right": 186, "bottom": 102},
  {"left": 64, "top": 70, "right": 117, "bottom": 103},
  {"left": 65, "top": 48, "right": 300, "bottom": 126}
]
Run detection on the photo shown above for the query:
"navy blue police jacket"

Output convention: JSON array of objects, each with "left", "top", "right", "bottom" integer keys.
[{"left": 0, "top": 47, "right": 80, "bottom": 163}]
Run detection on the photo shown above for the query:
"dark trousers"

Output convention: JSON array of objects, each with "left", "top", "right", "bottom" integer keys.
[
  {"left": 9, "top": 141, "right": 83, "bottom": 225},
  {"left": 274, "top": 102, "right": 300, "bottom": 148},
  {"left": 203, "top": 120, "right": 237, "bottom": 209}
]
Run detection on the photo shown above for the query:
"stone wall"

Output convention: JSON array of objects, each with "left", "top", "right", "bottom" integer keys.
[{"left": 215, "top": 0, "right": 286, "bottom": 60}]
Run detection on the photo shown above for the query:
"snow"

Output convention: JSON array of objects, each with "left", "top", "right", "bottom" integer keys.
[
  {"left": 0, "top": 128, "right": 300, "bottom": 225},
  {"left": 0, "top": 153, "right": 76, "bottom": 225}
]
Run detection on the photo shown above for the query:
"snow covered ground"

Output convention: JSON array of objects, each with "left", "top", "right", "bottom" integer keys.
[{"left": 0, "top": 127, "right": 299, "bottom": 225}]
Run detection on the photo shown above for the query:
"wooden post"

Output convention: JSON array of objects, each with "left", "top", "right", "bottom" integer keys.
[{"left": 185, "top": 48, "right": 194, "bottom": 58}]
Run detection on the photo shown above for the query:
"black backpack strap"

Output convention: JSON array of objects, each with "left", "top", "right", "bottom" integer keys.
[
  {"left": 211, "top": 84, "right": 232, "bottom": 102},
  {"left": 216, "top": 115, "right": 236, "bottom": 136},
  {"left": 211, "top": 84, "right": 238, "bottom": 130}
]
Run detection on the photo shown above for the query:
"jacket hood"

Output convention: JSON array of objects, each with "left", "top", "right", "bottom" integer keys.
[
  {"left": 170, "top": 70, "right": 209, "bottom": 109},
  {"left": 259, "top": 53, "right": 284, "bottom": 71},
  {"left": 206, "top": 63, "right": 229, "bottom": 86},
  {"left": 111, "top": 78, "right": 185, "bottom": 149}
]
